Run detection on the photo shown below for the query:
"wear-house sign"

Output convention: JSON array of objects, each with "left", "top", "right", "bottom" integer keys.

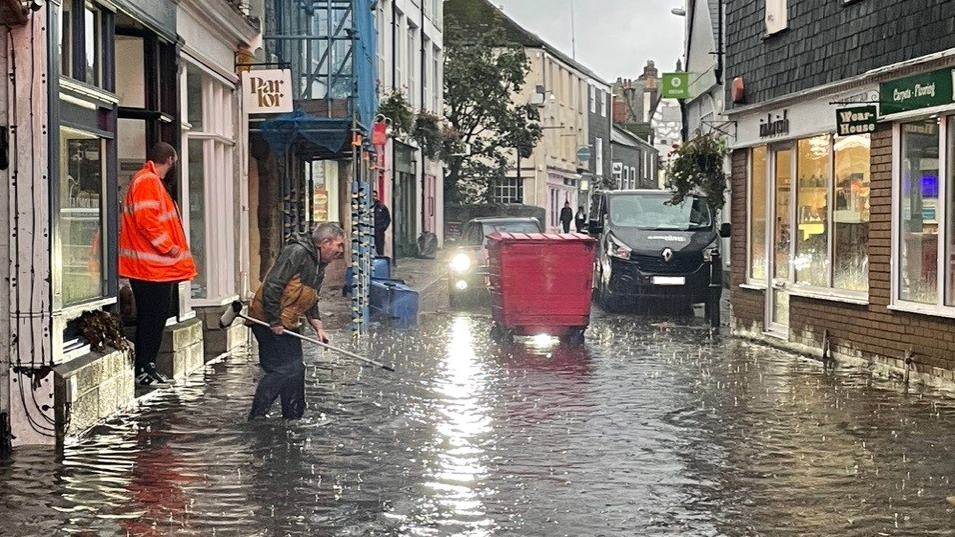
[{"left": 242, "top": 69, "right": 294, "bottom": 114}]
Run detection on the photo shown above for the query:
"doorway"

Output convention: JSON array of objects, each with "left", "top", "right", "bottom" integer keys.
[{"left": 767, "top": 146, "right": 793, "bottom": 334}]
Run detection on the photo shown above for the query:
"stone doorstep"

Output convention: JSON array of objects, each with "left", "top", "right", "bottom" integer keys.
[
  {"left": 202, "top": 322, "right": 249, "bottom": 359},
  {"left": 53, "top": 348, "right": 135, "bottom": 440},
  {"left": 155, "top": 339, "right": 205, "bottom": 380},
  {"left": 158, "top": 317, "right": 204, "bottom": 353}
]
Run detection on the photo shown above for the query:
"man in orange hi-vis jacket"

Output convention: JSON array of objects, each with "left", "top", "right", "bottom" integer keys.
[{"left": 119, "top": 142, "right": 197, "bottom": 386}]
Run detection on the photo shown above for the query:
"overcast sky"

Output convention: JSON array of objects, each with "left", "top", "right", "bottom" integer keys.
[{"left": 492, "top": 0, "right": 685, "bottom": 83}]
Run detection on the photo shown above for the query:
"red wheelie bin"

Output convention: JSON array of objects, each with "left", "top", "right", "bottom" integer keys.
[{"left": 486, "top": 232, "right": 597, "bottom": 344}]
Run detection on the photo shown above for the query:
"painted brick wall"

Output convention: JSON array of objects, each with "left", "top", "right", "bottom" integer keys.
[{"left": 725, "top": 0, "right": 955, "bottom": 109}]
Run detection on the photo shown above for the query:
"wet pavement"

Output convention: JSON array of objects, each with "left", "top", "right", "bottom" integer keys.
[{"left": 4, "top": 309, "right": 955, "bottom": 536}]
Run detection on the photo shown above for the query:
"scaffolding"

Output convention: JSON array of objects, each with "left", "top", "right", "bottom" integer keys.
[{"left": 258, "top": 0, "right": 378, "bottom": 336}]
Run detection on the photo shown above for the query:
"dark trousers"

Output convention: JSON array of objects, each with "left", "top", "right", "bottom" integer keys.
[
  {"left": 374, "top": 231, "right": 386, "bottom": 256},
  {"left": 249, "top": 324, "right": 306, "bottom": 419},
  {"left": 129, "top": 279, "right": 174, "bottom": 373}
]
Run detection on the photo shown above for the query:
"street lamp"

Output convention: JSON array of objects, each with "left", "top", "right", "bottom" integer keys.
[{"left": 670, "top": 7, "right": 686, "bottom": 16}]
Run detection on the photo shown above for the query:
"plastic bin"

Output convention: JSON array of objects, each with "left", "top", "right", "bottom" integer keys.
[
  {"left": 486, "top": 232, "right": 596, "bottom": 343},
  {"left": 343, "top": 256, "right": 392, "bottom": 295},
  {"left": 370, "top": 277, "right": 419, "bottom": 328}
]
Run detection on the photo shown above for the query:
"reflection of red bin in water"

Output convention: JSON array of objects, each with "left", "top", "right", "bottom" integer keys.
[{"left": 487, "top": 232, "right": 596, "bottom": 343}]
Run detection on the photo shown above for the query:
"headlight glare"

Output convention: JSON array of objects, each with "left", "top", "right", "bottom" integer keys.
[{"left": 450, "top": 252, "right": 472, "bottom": 273}]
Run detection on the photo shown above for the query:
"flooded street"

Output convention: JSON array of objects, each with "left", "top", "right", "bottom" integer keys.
[{"left": 3, "top": 312, "right": 955, "bottom": 536}]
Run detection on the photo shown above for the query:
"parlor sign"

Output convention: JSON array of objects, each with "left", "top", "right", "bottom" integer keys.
[
  {"left": 242, "top": 69, "right": 294, "bottom": 114},
  {"left": 879, "top": 68, "right": 955, "bottom": 115}
]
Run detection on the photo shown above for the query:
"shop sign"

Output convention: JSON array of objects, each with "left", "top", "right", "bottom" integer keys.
[
  {"left": 758, "top": 110, "right": 789, "bottom": 138},
  {"left": 880, "top": 68, "right": 955, "bottom": 115},
  {"left": 661, "top": 73, "right": 689, "bottom": 99},
  {"left": 835, "top": 105, "right": 877, "bottom": 136},
  {"left": 242, "top": 69, "right": 293, "bottom": 114}
]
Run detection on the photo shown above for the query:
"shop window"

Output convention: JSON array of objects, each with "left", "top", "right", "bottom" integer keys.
[
  {"left": 58, "top": 0, "right": 109, "bottom": 88},
  {"left": 749, "top": 145, "right": 768, "bottom": 282},
  {"left": 59, "top": 1, "right": 72, "bottom": 77},
  {"left": 59, "top": 127, "right": 106, "bottom": 305},
  {"left": 115, "top": 35, "right": 145, "bottom": 108},
  {"left": 794, "top": 135, "right": 830, "bottom": 287},
  {"left": 833, "top": 134, "right": 870, "bottom": 291},
  {"left": 84, "top": 3, "right": 101, "bottom": 85},
  {"left": 188, "top": 138, "right": 206, "bottom": 299},
  {"left": 899, "top": 120, "right": 939, "bottom": 305},
  {"left": 183, "top": 62, "right": 237, "bottom": 302}
]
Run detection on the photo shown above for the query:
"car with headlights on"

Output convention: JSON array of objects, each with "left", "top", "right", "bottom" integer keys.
[
  {"left": 448, "top": 216, "right": 543, "bottom": 307},
  {"left": 588, "top": 190, "right": 730, "bottom": 325}
]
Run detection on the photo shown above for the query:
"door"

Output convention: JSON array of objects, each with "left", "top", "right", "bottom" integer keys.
[
  {"left": 394, "top": 171, "right": 417, "bottom": 259},
  {"left": 767, "top": 146, "right": 793, "bottom": 333}
]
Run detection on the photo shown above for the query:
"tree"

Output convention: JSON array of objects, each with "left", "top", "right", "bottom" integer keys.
[{"left": 443, "top": 24, "right": 543, "bottom": 203}]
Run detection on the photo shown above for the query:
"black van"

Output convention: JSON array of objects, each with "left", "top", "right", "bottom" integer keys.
[{"left": 588, "top": 189, "right": 730, "bottom": 325}]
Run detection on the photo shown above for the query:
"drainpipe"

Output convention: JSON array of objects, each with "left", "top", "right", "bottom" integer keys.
[
  {"left": 391, "top": 1, "right": 397, "bottom": 261},
  {"left": 419, "top": 6, "right": 427, "bottom": 236}
]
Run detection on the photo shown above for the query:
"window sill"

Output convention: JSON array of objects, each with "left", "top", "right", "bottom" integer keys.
[
  {"left": 887, "top": 302, "right": 955, "bottom": 320},
  {"left": 739, "top": 282, "right": 767, "bottom": 291},
  {"left": 55, "top": 296, "right": 118, "bottom": 323},
  {"left": 762, "top": 28, "right": 790, "bottom": 40},
  {"left": 787, "top": 286, "right": 869, "bottom": 305}
]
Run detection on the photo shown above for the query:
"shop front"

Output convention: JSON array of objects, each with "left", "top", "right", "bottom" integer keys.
[
  {"left": 730, "top": 85, "right": 877, "bottom": 346},
  {"left": 732, "top": 63, "right": 955, "bottom": 382}
]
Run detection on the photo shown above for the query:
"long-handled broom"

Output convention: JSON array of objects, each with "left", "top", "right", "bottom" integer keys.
[{"left": 219, "top": 301, "right": 395, "bottom": 371}]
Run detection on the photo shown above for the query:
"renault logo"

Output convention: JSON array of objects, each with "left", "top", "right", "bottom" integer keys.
[{"left": 662, "top": 248, "right": 674, "bottom": 262}]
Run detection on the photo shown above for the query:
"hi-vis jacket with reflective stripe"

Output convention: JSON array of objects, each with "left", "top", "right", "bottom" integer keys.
[{"left": 118, "top": 161, "right": 197, "bottom": 282}]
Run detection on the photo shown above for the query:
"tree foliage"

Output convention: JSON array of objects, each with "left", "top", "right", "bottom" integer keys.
[
  {"left": 664, "top": 132, "right": 729, "bottom": 212},
  {"left": 443, "top": 24, "right": 543, "bottom": 203}
]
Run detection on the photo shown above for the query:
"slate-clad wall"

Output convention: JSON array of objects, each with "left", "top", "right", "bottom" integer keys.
[{"left": 725, "top": 0, "right": 955, "bottom": 108}]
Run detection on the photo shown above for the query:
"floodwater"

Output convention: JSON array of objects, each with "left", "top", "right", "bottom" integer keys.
[{"left": 3, "top": 312, "right": 955, "bottom": 536}]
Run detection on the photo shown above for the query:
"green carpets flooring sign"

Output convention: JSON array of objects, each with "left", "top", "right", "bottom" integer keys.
[
  {"left": 880, "top": 68, "right": 955, "bottom": 114},
  {"left": 661, "top": 73, "right": 689, "bottom": 99}
]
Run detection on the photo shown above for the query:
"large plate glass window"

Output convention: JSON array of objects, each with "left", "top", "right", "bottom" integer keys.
[
  {"left": 833, "top": 134, "right": 870, "bottom": 291},
  {"left": 749, "top": 145, "right": 768, "bottom": 282},
  {"left": 59, "top": 128, "right": 106, "bottom": 305},
  {"left": 899, "top": 119, "right": 939, "bottom": 304},
  {"left": 794, "top": 135, "right": 830, "bottom": 287}
]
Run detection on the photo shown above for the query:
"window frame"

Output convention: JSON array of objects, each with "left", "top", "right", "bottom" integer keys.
[
  {"left": 181, "top": 59, "right": 239, "bottom": 305},
  {"left": 889, "top": 117, "right": 955, "bottom": 316},
  {"left": 764, "top": 0, "right": 788, "bottom": 36},
  {"left": 491, "top": 177, "right": 524, "bottom": 204},
  {"left": 747, "top": 136, "right": 870, "bottom": 300}
]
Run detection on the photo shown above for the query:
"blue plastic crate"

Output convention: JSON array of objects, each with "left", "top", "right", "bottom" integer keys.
[
  {"left": 344, "top": 256, "right": 392, "bottom": 295},
  {"left": 370, "top": 278, "right": 418, "bottom": 328}
]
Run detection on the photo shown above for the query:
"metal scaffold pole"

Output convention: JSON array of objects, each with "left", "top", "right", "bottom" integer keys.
[{"left": 351, "top": 136, "right": 372, "bottom": 338}]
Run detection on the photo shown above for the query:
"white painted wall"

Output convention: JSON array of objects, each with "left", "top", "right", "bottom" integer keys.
[{"left": 376, "top": 0, "right": 444, "bottom": 249}]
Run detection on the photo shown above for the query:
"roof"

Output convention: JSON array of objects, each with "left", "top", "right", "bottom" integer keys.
[
  {"left": 445, "top": 0, "right": 610, "bottom": 86},
  {"left": 611, "top": 125, "right": 656, "bottom": 151},
  {"left": 685, "top": 0, "right": 721, "bottom": 71}
]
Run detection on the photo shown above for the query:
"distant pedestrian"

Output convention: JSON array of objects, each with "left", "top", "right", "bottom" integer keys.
[
  {"left": 373, "top": 192, "right": 391, "bottom": 256},
  {"left": 119, "top": 142, "right": 196, "bottom": 386},
  {"left": 559, "top": 201, "right": 573, "bottom": 233},
  {"left": 574, "top": 206, "right": 587, "bottom": 233},
  {"left": 246, "top": 222, "right": 346, "bottom": 420}
]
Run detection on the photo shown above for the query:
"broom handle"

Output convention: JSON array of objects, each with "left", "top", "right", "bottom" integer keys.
[{"left": 239, "top": 313, "right": 395, "bottom": 372}]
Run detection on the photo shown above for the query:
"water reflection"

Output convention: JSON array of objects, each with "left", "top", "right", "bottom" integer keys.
[
  {"left": 3, "top": 315, "right": 955, "bottom": 536},
  {"left": 419, "top": 317, "right": 492, "bottom": 536}
]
